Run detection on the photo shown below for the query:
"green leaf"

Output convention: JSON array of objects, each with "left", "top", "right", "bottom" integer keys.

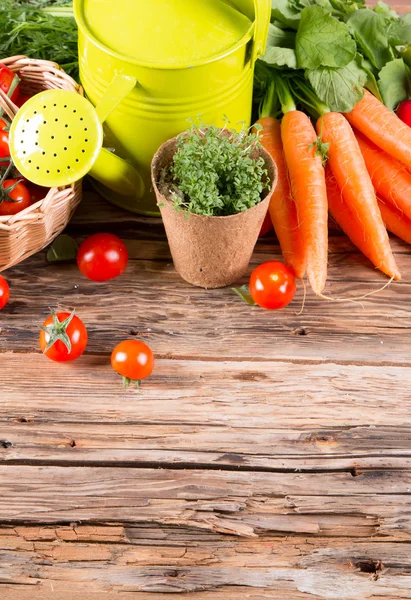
[
  {"left": 47, "top": 234, "right": 78, "bottom": 263},
  {"left": 347, "top": 9, "right": 393, "bottom": 71},
  {"left": 374, "top": 1, "right": 398, "bottom": 19},
  {"left": 378, "top": 58, "right": 411, "bottom": 111},
  {"left": 355, "top": 54, "right": 383, "bottom": 102},
  {"left": 232, "top": 285, "right": 256, "bottom": 306},
  {"left": 388, "top": 14, "right": 411, "bottom": 46},
  {"left": 296, "top": 6, "right": 357, "bottom": 70},
  {"left": 307, "top": 59, "right": 367, "bottom": 112},
  {"left": 329, "top": 0, "right": 365, "bottom": 16},
  {"left": 0, "top": 0, "right": 79, "bottom": 80},
  {"left": 262, "top": 46, "right": 298, "bottom": 69},
  {"left": 266, "top": 23, "right": 296, "bottom": 50},
  {"left": 271, "top": 0, "right": 301, "bottom": 30}
]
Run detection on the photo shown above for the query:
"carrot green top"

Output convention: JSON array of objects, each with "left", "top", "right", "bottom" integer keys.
[{"left": 81, "top": 0, "right": 253, "bottom": 66}]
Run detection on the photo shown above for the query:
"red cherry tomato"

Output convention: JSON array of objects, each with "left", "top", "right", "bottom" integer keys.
[
  {"left": 27, "top": 184, "right": 49, "bottom": 204},
  {"left": 397, "top": 99, "right": 411, "bottom": 128},
  {"left": 0, "top": 129, "right": 10, "bottom": 167},
  {"left": 0, "top": 275, "right": 9, "bottom": 310},
  {"left": 77, "top": 233, "right": 128, "bottom": 282},
  {"left": 249, "top": 261, "right": 296, "bottom": 310},
  {"left": 0, "top": 119, "right": 8, "bottom": 130},
  {"left": 0, "top": 179, "right": 31, "bottom": 216},
  {"left": 0, "top": 65, "right": 20, "bottom": 104},
  {"left": 259, "top": 212, "right": 273, "bottom": 237},
  {"left": 15, "top": 93, "right": 32, "bottom": 108},
  {"left": 39, "top": 310, "right": 88, "bottom": 363},
  {"left": 111, "top": 340, "right": 154, "bottom": 387}
]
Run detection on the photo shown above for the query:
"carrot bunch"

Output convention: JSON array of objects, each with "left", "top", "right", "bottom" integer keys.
[{"left": 256, "top": 78, "right": 410, "bottom": 295}]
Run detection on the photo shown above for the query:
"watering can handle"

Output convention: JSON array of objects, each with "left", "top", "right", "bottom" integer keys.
[
  {"left": 91, "top": 73, "right": 145, "bottom": 198},
  {"left": 94, "top": 73, "right": 137, "bottom": 123},
  {"left": 252, "top": 0, "right": 271, "bottom": 63}
]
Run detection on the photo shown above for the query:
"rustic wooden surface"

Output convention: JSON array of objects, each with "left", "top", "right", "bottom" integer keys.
[{"left": 2, "top": 2, "right": 411, "bottom": 597}]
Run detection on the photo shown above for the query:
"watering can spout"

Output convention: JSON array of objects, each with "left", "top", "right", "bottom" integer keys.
[{"left": 90, "top": 148, "right": 145, "bottom": 198}]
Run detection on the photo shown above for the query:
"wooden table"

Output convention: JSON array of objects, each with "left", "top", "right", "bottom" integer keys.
[
  {"left": 2, "top": 187, "right": 411, "bottom": 600},
  {"left": 3, "top": 2, "right": 411, "bottom": 597}
]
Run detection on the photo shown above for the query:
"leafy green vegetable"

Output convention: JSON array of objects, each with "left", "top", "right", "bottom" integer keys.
[
  {"left": 355, "top": 54, "right": 383, "bottom": 102},
  {"left": 271, "top": 0, "right": 301, "bottom": 30},
  {"left": 296, "top": 6, "right": 357, "bottom": 69},
  {"left": 373, "top": 1, "right": 398, "bottom": 19},
  {"left": 168, "top": 125, "right": 270, "bottom": 217},
  {"left": 388, "top": 14, "right": 411, "bottom": 46},
  {"left": 266, "top": 23, "right": 296, "bottom": 49},
  {"left": 255, "top": 0, "right": 408, "bottom": 115},
  {"left": 347, "top": 9, "right": 393, "bottom": 71},
  {"left": 378, "top": 58, "right": 411, "bottom": 110},
  {"left": 47, "top": 234, "right": 78, "bottom": 263},
  {"left": 307, "top": 59, "right": 367, "bottom": 112},
  {"left": 0, "top": 0, "right": 78, "bottom": 80},
  {"left": 263, "top": 46, "right": 297, "bottom": 69}
]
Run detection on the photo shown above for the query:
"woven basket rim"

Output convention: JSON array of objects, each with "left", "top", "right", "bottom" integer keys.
[{"left": 0, "top": 55, "right": 83, "bottom": 231}]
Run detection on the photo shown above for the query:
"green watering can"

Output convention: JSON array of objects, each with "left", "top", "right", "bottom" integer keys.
[{"left": 74, "top": 0, "right": 271, "bottom": 215}]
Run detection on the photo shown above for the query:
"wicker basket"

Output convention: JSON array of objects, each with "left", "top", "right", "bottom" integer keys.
[{"left": 0, "top": 56, "right": 83, "bottom": 272}]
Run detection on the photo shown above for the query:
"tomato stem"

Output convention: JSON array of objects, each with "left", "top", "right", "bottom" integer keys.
[
  {"left": 41, "top": 309, "right": 75, "bottom": 354},
  {"left": 122, "top": 376, "right": 141, "bottom": 390}
]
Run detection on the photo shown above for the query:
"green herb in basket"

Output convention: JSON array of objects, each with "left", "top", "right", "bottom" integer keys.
[
  {"left": 0, "top": 1, "right": 78, "bottom": 80},
  {"left": 166, "top": 125, "right": 270, "bottom": 217}
]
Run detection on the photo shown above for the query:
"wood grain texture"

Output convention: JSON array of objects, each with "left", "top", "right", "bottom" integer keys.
[
  {"left": 3, "top": 1, "right": 411, "bottom": 590},
  {"left": 2, "top": 188, "right": 411, "bottom": 596},
  {"left": 2, "top": 353, "right": 411, "bottom": 472},
  {"left": 2, "top": 527, "right": 411, "bottom": 598}
]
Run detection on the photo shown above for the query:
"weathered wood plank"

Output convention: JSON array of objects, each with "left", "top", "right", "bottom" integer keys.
[
  {"left": 1, "top": 253, "right": 411, "bottom": 364},
  {"left": 1, "top": 354, "right": 411, "bottom": 428},
  {"left": 1, "top": 465, "right": 411, "bottom": 542},
  {"left": 2, "top": 527, "right": 411, "bottom": 597},
  {"left": 3, "top": 420, "right": 411, "bottom": 471}
]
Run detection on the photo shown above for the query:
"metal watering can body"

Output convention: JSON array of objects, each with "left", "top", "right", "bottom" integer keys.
[{"left": 74, "top": 0, "right": 271, "bottom": 215}]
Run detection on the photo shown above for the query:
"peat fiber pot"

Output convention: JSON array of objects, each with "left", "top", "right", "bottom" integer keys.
[{"left": 151, "top": 137, "right": 278, "bottom": 289}]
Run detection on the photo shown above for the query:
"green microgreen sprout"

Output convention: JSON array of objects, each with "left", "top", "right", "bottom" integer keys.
[{"left": 164, "top": 124, "right": 271, "bottom": 217}]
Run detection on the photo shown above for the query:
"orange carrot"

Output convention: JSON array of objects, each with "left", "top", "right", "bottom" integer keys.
[
  {"left": 255, "top": 116, "right": 306, "bottom": 278},
  {"left": 378, "top": 198, "right": 411, "bottom": 245},
  {"left": 327, "top": 168, "right": 411, "bottom": 251},
  {"left": 326, "top": 168, "right": 373, "bottom": 261},
  {"left": 355, "top": 131, "right": 411, "bottom": 219},
  {"left": 318, "top": 112, "right": 400, "bottom": 280},
  {"left": 345, "top": 89, "right": 411, "bottom": 168},
  {"left": 281, "top": 111, "right": 328, "bottom": 294}
]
